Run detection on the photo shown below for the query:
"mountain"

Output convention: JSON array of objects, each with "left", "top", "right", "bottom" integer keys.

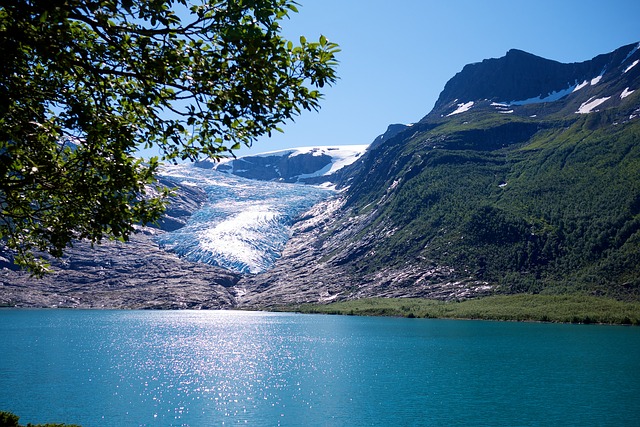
[
  {"left": 195, "top": 145, "right": 368, "bottom": 186},
  {"left": 3, "top": 42, "right": 640, "bottom": 308},
  {"left": 236, "top": 42, "right": 640, "bottom": 307},
  {"left": 369, "top": 124, "right": 414, "bottom": 149},
  {"left": 0, "top": 166, "right": 332, "bottom": 307},
  {"left": 0, "top": 175, "right": 241, "bottom": 309},
  {"left": 427, "top": 43, "right": 640, "bottom": 120}
]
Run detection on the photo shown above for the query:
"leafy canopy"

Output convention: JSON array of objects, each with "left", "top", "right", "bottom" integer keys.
[{"left": 0, "top": 0, "right": 339, "bottom": 274}]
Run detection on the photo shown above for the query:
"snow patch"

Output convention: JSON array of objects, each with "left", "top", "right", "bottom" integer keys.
[
  {"left": 576, "top": 96, "right": 611, "bottom": 114},
  {"left": 624, "top": 59, "right": 639, "bottom": 73},
  {"left": 447, "top": 101, "right": 474, "bottom": 116},
  {"left": 320, "top": 145, "right": 368, "bottom": 175},
  {"left": 573, "top": 80, "right": 589, "bottom": 92},
  {"left": 317, "top": 182, "right": 337, "bottom": 190},
  {"left": 492, "top": 102, "right": 513, "bottom": 113},
  {"left": 507, "top": 74, "right": 605, "bottom": 106},
  {"left": 509, "top": 85, "right": 575, "bottom": 106},
  {"left": 621, "top": 87, "right": 635, "bottom": 99},
  {"left": 296, "top": 145, "right": 368, "bottom": 179}
]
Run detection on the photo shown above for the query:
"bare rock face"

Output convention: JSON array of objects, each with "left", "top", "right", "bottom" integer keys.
[
  {"left": 153, "top": 176, "right": 209, "bottom": 231},
  {"left": 235, "top": 197, "right": 495, "bottom": 308},
  {"left": 0, "top": 233, "right": 239, "bottom": 309},
  {"left": 0, "top": 177, "right": 240, "bottom": 309}
]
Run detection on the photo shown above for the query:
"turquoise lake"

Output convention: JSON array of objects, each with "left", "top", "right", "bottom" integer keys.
[{"left": 1, "top": 310, "right": 639, "bottom": 426}]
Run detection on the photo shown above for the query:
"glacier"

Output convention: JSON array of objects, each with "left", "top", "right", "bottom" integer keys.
[
  {"left": 205, "top": 145, "right": 368, "bottom": 185},
  {"left": 154, "top": 164, "right": 333, "bottom": 274}
]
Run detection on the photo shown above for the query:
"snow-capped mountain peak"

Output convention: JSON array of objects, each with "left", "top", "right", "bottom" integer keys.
[
  {"left": 195, "top": 145, "right": 368, "bottom": 186},
  {"left": 425, "top": 42, "right": 640, "bottom": 120}
]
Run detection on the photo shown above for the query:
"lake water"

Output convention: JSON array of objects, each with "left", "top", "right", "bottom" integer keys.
[{"left": 1, "top": 310, "right": 639, "bottom": 426}]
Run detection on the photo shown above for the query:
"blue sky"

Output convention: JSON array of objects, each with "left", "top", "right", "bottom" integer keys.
[
  {"left": 144, "top": 1, "right": 638, "bottom": 159},
  {"left": 229, "top": 0, "right": 638, "bottom": 156}
]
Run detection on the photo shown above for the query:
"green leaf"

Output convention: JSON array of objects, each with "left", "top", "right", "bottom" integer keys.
[{"left": 0, "top": 0, "right": 339, "bottom": 275}]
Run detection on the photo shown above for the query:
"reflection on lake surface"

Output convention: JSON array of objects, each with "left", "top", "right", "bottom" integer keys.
[{"left": 1, "top": 309, "right": 639, "bottom": 426}]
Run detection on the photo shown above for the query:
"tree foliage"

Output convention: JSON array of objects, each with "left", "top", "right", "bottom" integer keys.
[
  {"left": 0, "top": 0, "right": 339, "bottom": 274},
  {"left": 0, "top": 410, "right": 81, "bottom": 427}
]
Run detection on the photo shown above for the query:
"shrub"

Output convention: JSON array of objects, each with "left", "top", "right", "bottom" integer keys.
[{"left": 0, "top": 411, "right": 81, "bottom": 427}]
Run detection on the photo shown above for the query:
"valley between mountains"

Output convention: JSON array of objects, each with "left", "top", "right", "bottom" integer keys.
[{"left": 2, "top": 42, "right": 640, "bottom": 310}]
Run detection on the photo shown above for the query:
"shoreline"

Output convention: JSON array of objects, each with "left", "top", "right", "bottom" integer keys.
[
  {"left": 272, "top": 294, "right": 640, "bottom": 326},
  {"left": 3, "top": 294, "right": 640, "bottom": 326}
]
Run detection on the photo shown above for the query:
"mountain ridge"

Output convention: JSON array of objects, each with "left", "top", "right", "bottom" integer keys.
[
  {"left": 236, "top": 41, "right": 640, "bottom": 307},
  {"left": 3, "top": 42, "right": 640, "bottom": 308},
  {"left": 426, "top": 42, "right": 639, "bottom": 120},
  {"left": 196, "top": 145, "right": 368, "bottom": 186}
]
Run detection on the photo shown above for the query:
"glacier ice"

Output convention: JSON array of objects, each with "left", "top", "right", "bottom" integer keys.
[{"left": 154, "top": 164, "right": 333, "bottom": 274}]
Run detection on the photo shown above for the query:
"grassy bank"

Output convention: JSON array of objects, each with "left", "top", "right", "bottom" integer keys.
[{"left": 282, "top": 294, "right": 640, "bottom": 325}]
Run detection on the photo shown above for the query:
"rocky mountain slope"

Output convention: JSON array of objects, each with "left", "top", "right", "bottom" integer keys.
[
  {"left": 236, "top": 42, "right": 640, "bottom": 307},
  {"left": 427, "top": 43, "right": 639, "bottom": 119},
  {"left": 3, "top": 42, "right": 639, "bottom": 308},
  {"left": 0, "top": 176, "right": 240, "bottom": 309},
  {"left": 0, "top": 233, "right": 239, "bottom": 309}
]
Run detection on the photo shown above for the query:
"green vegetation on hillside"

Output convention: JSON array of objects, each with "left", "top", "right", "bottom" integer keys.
[
  {"left": 286, "top": 295, "right": 640, "bottom": 325},
  {"left": 342, "top": 108, "right": 640, "bottom": 300}
]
